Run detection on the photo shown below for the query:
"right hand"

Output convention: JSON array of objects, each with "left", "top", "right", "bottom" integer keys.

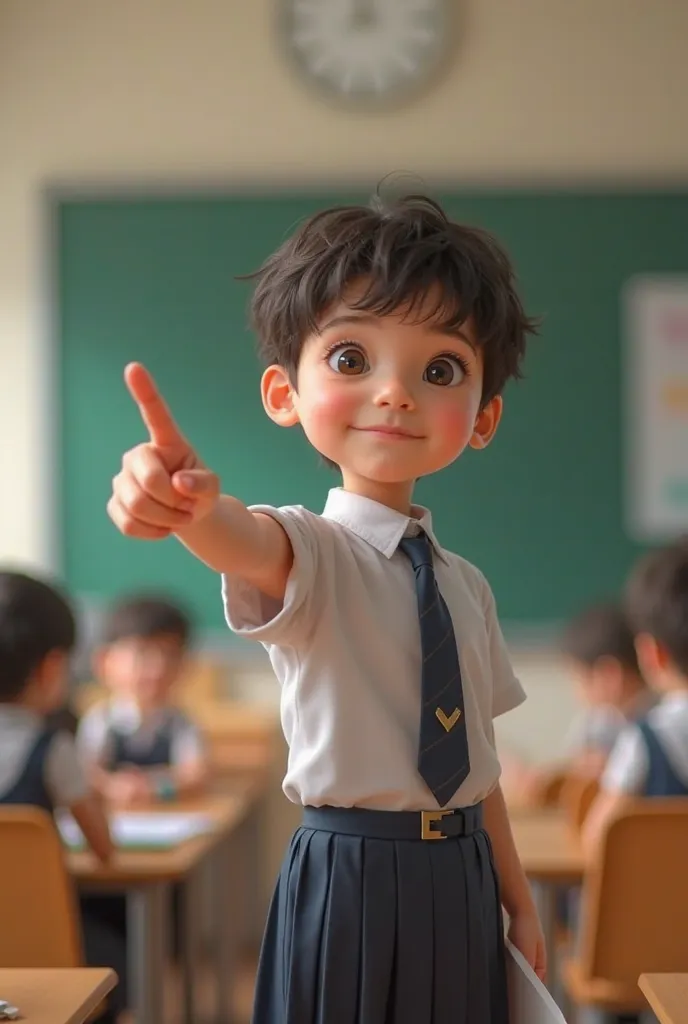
[{"left": 107, "top": 362, "right": 220, "bottom": 540}]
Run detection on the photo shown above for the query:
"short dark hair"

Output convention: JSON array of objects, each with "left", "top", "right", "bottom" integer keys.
[
  {"left": 626, "top": 539, "right": 688, "bottom": 677},
  {"left": 0, "top": 571, "right": 77, "bottom": 702},
  {"left": 560, "top": 601, "right": 640, "bottom": 674},
  {"left": 101, "top": 594, "right": 192, "bottom": 648},
  {"left": 249, "top": 194, "right": 538, "bottom": 405}
]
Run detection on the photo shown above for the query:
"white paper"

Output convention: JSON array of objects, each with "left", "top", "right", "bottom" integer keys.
[
  {"left": 58, "top": 811, "right": 214, "bottom": 849},
  {"left": 506, "top": 941, "right": 567, "bottom": 1024},
  {"left": 624, "top": 276, "right": 688, "bottom": 540}
]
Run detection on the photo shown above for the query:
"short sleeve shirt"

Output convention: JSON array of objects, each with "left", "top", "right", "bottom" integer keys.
[
  {"left": 222, "top": 488, "right": 526, "bottom": 811},
  {"left": 0, "top": 705, "right": 89, "bottom": 808},
  {"left": 76, "top": 701, "right": 206, "bottom": 768},
  {"left": 602, "top": 692, "right": 688, "bottom": 795}
]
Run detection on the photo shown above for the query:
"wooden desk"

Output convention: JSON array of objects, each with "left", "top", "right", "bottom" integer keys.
[
  {"left": 639, "top": 974, "right": 688, "bottom": 1024},
  {"left": 510, "top": 807, "right": 585, "bottom": 885},
  {"left": 0, "top": 968, "right": 115, "bottom": 1024},
  {"left": 70, "top": 794, "right": 253, "bottom": 1024}
]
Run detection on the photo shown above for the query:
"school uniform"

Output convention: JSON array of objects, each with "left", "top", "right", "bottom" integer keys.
[
  {"left": 222, "top": 488, "right": 526, "bottom": 1024},
  {"left": 602, "top": 691, "right": 688, "bottom": 797},
  {"left": 0, "top": 705, "right": 125, "bottom": 1022},
  {"left": 76, "top": 701, "right": 204, "bottom": 773}
]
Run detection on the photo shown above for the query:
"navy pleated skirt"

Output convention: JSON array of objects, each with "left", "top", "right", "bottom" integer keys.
[{"left": 252, "top": 805, "right": 509, "bottom": 1024}]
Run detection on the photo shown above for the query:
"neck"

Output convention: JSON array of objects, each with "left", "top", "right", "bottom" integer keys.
[{"left": 339, "top": 471, "right": 416, "bottom": 515}]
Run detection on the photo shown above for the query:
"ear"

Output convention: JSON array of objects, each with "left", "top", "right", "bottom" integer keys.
[
  {"left": 635, "top": 633, "right": 670, "bottom": 676},
  {"left": 261, "top": 365, "right": 299, "bottom": 428},
  {"left": 468, "top": 395, "right": 503, "bottom": 450}
]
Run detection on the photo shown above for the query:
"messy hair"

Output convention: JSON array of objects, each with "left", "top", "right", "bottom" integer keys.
[{"left": 248, "top": 193, "right": 538, "bottom": 405}]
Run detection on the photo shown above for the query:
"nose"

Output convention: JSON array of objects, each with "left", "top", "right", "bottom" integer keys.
[{"left": 372, "top": 374, "right": 416, "bottom": 411}]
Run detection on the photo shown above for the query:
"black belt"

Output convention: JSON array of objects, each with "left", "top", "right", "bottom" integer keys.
[{"left": 302, "top": 803, "right": 483, "bottom": 841}]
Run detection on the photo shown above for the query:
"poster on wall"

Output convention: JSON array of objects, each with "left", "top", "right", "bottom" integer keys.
[{"left": 624, "top": 276, "right": 688, "bottom": 542}]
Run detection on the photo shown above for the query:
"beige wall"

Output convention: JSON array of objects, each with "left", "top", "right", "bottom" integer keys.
[{"left": 1, "top": 0, "right": 688, "bottom": 568}]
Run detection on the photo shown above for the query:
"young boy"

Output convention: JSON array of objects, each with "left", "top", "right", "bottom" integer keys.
[
  {"left": 77, "top": 594, "right": 208, "bottom": 804},
  {"left": 107, "top": 194, "right": 545, "bottom": 1022},
  {"left": 0, "top": 570, "right": 123, "bottom": 1021},
  {"left": 585, "top": 540, "right": 688, "bottom": 851}
]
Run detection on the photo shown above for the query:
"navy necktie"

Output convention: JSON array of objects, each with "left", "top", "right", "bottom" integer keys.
[{"left": 399, "top": 532, "right": 471, "bottom": 807}]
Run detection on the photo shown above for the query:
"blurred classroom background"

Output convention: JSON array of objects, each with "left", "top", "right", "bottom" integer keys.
[{"left": 1, "top": 2, "right": 687, "bottom": 1022}]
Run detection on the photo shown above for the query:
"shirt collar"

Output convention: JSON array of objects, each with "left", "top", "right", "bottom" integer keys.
[
  {"left": 659, "top": 691, "right": 688, "bottom": 712},
  {"left": 322, "top": 488, "right": 449, "bottom": 564}
]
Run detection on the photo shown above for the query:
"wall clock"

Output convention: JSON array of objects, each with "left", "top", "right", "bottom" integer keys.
[{"left": 280, "top": 0, "right": 453, "bottom": 109}]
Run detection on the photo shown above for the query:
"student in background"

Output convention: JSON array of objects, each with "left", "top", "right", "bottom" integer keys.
[
  {"left": 0, "top": 570, "right": 123, "bottom": 1023},
  {"left": 558, "top": 601, "right": 654, "bottom": 780},
  {"left": 505, "top": 602, "right": 653, "bottom": 804},
  {"left": 585, "top": 539, "right": 688, "bottom": 851},
  {"left": 77, "top": 594, "right": 209, "bottom": 805}
]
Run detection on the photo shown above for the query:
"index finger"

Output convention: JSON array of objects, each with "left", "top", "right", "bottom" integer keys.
[{"left": 124, "top": 362, "right": 187, "bottom": 449}]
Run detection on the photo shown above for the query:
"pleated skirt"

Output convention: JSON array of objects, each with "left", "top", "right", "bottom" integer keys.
[{"left": 252, "top": 808, "right": 509, "bottom": 1024}]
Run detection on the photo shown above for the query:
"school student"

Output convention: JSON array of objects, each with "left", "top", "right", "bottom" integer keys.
[
  {"left": 508, "top": 602, "right": 654, "bottom": 803},
  {"left": 0, "top": 570, "right": 123, "bottom": 1023},
  {"left": 106, "top": 193, "right": 545, "bottom": 1023},
  {"left": 77, "top": 594, "right": 208, "bottom": 805},
  {"left": 584, "top": 539, "right": 688, "bottom": 851}
]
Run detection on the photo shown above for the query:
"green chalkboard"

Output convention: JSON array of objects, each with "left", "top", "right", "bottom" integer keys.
[{"left": 57, "top": 190, "right": 688, "bottom": 632}]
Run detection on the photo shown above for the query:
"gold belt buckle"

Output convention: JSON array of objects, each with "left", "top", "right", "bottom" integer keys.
[{"left": 421, "top": 809, "right": 452, "bottom": 840}]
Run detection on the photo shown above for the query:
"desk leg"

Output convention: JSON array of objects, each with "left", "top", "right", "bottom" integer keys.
[
  {"left": 211, "top": 833, "right": 238, "bottom": 1024},
  {"left": 181, "top": 869, "right": 203, "bottom": 1024},
  {"left": 127, "top": 883, "right": 168, "bottom": 1024}
]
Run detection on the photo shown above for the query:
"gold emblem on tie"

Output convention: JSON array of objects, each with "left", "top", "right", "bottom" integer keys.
[{"left": 435, "top": 707, "right": 461, "bottom": 732}]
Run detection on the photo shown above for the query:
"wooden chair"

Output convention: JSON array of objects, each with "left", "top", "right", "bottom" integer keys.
[
  {"left": 559, "top": 774, "right": 600, "bottom": 833},
  {"left": 528, "top": 766, "right": 570, "bottom": 808},
  {"left": 0, "top": 806, "right": 82, "bottom": 967},
  {"left": 562, "top": 799, "right": 688, "bottom": 1018}
]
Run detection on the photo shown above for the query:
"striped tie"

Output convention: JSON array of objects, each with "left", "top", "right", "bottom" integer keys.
[{"left": 400, "top": 532, "right": 471, "bottom": 807}]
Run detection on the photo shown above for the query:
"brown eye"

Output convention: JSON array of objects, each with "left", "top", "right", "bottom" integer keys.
[
  {"left": 328, "top": 347, "right": 368, "bottom": 375},
  {"left": 424, "top": 356, "right": 466, "bottom": 387}
]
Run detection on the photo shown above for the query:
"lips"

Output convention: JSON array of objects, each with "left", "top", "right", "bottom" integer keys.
[{"left": 355, "top": 425, "right": 422, "bottom": 439}]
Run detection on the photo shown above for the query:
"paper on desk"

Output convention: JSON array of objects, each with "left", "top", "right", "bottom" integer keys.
[
  {"left": 58, "top": 811, "right": 214, "bottom": 849},
  {"left": 506, "top": 940, "right": 567, "bottom": 1024}
]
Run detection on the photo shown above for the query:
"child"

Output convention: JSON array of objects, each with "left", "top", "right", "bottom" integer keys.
[
  {"left": 77, "top": 594, "right": 208, "bottom": 804},
  {"left": 584, "top": 539, "right": 688, "bottom": 851},
  {"left": 107, "top": 194, "right": 545, "bottom": 1023},
  {"left": 0, "top": 570, "right": 123, "bottom": 1021},
  {"left": 508, "top": 602, "right": 654, "bottom": 804}
]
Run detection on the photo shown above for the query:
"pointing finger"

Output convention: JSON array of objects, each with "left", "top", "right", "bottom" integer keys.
[{"left": 125, "top": 362, "right": 188, "bottom": 450}]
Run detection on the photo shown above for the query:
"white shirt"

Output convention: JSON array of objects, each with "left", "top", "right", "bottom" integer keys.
[
  {"left": 0, "top": 705, "right": 88, "bottom": 808},
  {"left": 602, "top": 691, "right": 688, "bottom": 794},
  {"left": 76, "top": 700, "right": 205, "bottom": 768},
  {"left": 222, "top": 488, "right": 525, "bottom": 811}
]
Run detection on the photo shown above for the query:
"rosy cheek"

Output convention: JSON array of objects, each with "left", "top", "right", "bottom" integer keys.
[
  {"left": 431, "top": 401, "right": 476, "bottom": 447},
  {"left": 305, "top": 384, "right": 360, "bottom": 433}
]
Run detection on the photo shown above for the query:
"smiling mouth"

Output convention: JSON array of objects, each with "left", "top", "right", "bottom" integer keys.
[{"left": 355, "top": 426, "right": 424, "bottom": 440}]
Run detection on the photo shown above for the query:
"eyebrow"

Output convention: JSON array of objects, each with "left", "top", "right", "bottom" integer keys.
[{"left": 319, "top": 313, "right": 476, "bottom": 352}]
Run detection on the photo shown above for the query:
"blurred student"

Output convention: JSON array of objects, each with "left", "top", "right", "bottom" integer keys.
[
  {"left": 506, "top": 602, "right": 652, "bottom": 804},
  {"left": 0, "top": 570, "right": 123, "bottom": 1023},
  {"left": 585, "top": 540, "right": 688, "bottom": 851},
  {"left": 77, "top": 594, "right": 209, "bottom": 804}
]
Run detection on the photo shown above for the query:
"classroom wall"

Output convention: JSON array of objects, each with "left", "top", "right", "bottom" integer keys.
[{"left": 1, "top": 0, "right": 687, "bottom": 571}]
